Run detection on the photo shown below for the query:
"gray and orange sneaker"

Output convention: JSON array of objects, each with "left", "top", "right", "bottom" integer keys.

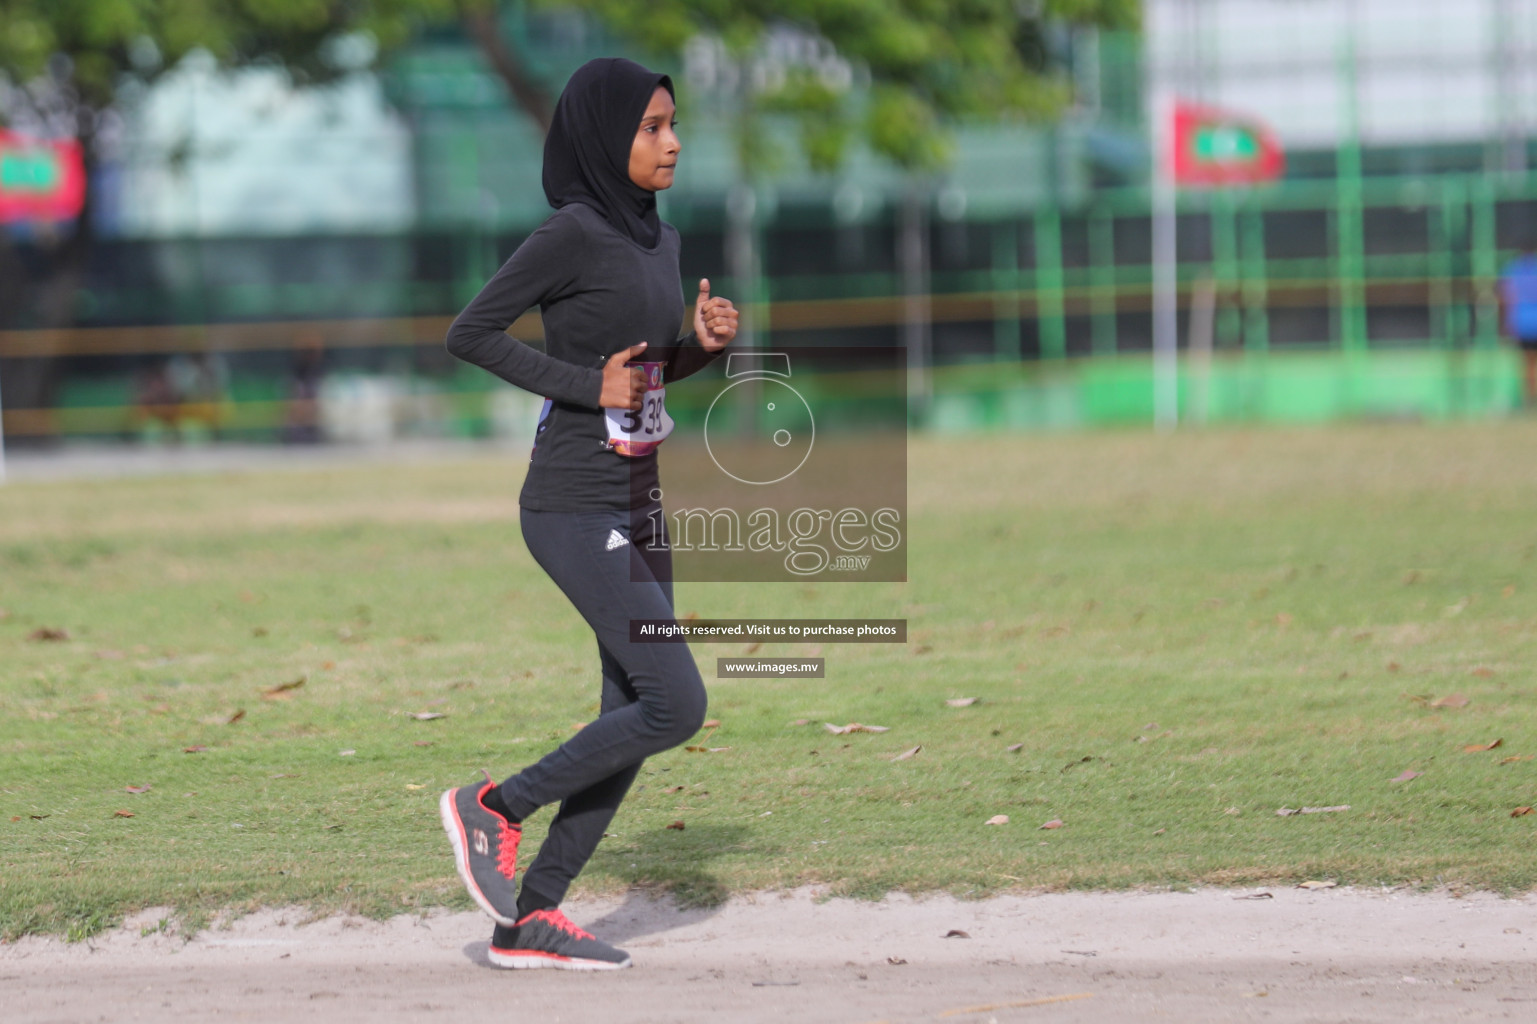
[
  {"left": 439, "top": 770, "right": 522, "bottom": 925},
  {"left": 487, "top": 909, "right": 633, "bottom": 971}
]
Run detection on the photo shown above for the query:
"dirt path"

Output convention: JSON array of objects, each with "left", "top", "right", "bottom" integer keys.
[{"left": 7, "top": 887, "right": 1537, "bottom": 1023}]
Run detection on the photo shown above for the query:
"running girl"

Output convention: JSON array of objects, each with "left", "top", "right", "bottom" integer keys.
[{"left": 438, "top": 57, "right": 737, "bottom": 971}]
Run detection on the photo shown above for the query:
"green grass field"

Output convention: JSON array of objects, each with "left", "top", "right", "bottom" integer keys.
[{"left": 3, "top": 422, "right": 1537, "bottom": 940}]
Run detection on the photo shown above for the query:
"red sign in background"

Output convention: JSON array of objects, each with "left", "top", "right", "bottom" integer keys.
[
  {"left": 1171, "top": 102, "right": 1285, "bottom": 187},
  {"left": 0, "top": 129, "right": 86, "bottom": 222}
]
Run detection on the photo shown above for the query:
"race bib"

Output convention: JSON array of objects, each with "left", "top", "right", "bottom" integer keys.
[{"left": 603, "top": 360, "right": 673, "bottom": 457}]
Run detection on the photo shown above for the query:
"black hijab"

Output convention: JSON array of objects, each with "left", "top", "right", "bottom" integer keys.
[{"left": 543, "top": 58, "right": 674, "bottom": 249}]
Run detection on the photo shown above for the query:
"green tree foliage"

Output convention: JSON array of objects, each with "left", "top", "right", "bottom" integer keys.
[
  {"left": 0, "top": 1, "right": 1136, "bottom": 169},
  {"left": 0, "top": 0, "right": 440, "bottom": 115},
  {"left": 538, "top": 0, "right": 1140, "bottom": 171}
]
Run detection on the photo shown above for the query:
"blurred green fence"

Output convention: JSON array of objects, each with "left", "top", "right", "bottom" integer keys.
[{"left": 1, "top": 168, "right": 1530, "bottom": 442}]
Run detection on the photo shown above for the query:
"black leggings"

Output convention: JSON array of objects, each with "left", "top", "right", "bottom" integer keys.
[{"left": 501, "top": 502, "right": 707, "bottom": 909}]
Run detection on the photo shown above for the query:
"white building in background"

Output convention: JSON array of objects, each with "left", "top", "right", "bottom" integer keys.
[
  {"left": 110, "top": 49, "right": 415, "bottom": 237},
  {"left": 1145, "top": 0, "right": 1537, "bottom": 157}
]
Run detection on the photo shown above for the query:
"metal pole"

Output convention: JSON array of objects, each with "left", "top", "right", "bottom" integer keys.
[
  {"left": 991, "top": 221, "right": 1021, "bottom": 360},
  {"left": 1089, "top": 208, "right": 1117, "bottom": 356},
  {"left": 1496, "top": 0, "right": 1525, "bottom": 174},
  {"left": 1152, "top": 88, "right": 1179, "bottom": 431},
  {"left": 1034, "top": 206, "right": 1066, "bottom": 359},
  {"left": 900, "top": 184, "right": 932, "bottom": 416},
  {"left": 1188, "top": 275, "right": 1217, "bottom": 426},
  {"left": 0, "top": 357, "right": 7, "bottom": 484},
  {"left": 1337, "top": 26, "right": 1367, "bottom": 356}
]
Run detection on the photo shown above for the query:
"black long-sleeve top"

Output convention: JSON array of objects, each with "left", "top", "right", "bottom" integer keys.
[{"left": 446, "top": 202, "right": 720, "bottom": 511}]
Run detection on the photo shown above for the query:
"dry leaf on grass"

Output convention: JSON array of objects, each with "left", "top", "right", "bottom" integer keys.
[
  {"left": 262, "top": 677, "right": 306, "bottom": 699},
  {"left": 1463, "top": 739, "right": 1503, "bottom": 753},
  {"left": 985, "top": 815, "right": 1010, "bottom": 826},
  {"left": 227, "top": 709, "right": 246, "bottom": 725},
  {"left": 1512, "top": 807, "right": 1534, "bottom": 818},
  {"left": 662, "top": 785, "right": 685, "bottom": 794},
  {"left": 665, "top": 820, "right": 685, "bottom": 830},
  {"left": 125, "top": 785, "right": 151, "bottom": 795},
  {"left": 1430, "top": 694, "right": 1470, "bottom": 709},
  {"left": 113, "top": 810, "right": 134, "bottom": 818},
  {"left": 824, "top": 723, "right": 889, "bottom": 734},
  {"left": 945, "top": 698, "right": 978, "bottom": 708},
  {"left": 1296, "top": 880, "right": 1337, "bottom": 890},
  {"left": 1390, "top": 770, "right": 1422, "bottom": 782},
  {"left": 1039, "top": 818, "right": 1064, "bottom": 830},
  {"left": 28, "top": 627, "right": 69, "bottom": 642},
  {"left": 408, "top": 712, "right": 446, "bottom": 721},
  {"left": 183, "top": 745, "right": 207, "bottom": 754},
  {"left": 1500, "top": 755, "right": 1535, "bottom": 765},
  {"left": 891, "top": 746, "right": 921, "bottom": 762}
]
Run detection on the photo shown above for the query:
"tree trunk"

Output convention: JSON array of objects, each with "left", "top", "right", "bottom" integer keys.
[{"left": 462, "top": 10, "right": 554, "bottom": 134}]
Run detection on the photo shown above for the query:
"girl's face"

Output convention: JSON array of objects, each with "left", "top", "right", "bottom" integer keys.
[{"left": 628, "top": 86, "right": 680, "bottom": 192}]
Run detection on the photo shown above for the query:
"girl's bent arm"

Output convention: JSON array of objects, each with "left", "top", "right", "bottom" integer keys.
[
  {"left": 445, "top": 212, "right": 604, "bottom": 408},
  {"left": 662, "top": 332, "right": 723, "bottom": 382}
]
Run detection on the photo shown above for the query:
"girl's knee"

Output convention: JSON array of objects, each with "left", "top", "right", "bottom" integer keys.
[
  {"left": 639, "top": 672, "right": 707, "bottom": 747},
  {"left": 671, "top": 681, "right": 708, "bottom": 738}
]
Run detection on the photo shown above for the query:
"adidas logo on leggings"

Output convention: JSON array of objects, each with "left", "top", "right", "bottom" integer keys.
[{"left": 605, "top": 529, "right": 629, "bottom": 551}]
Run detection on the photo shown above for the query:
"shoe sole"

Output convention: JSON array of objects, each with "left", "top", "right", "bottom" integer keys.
[
  {"left": 488, "top": 948, "right": 633, "bottom": 971},
  {"left": 439, "top": 787, "right": 518, "bottom": 927}
]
